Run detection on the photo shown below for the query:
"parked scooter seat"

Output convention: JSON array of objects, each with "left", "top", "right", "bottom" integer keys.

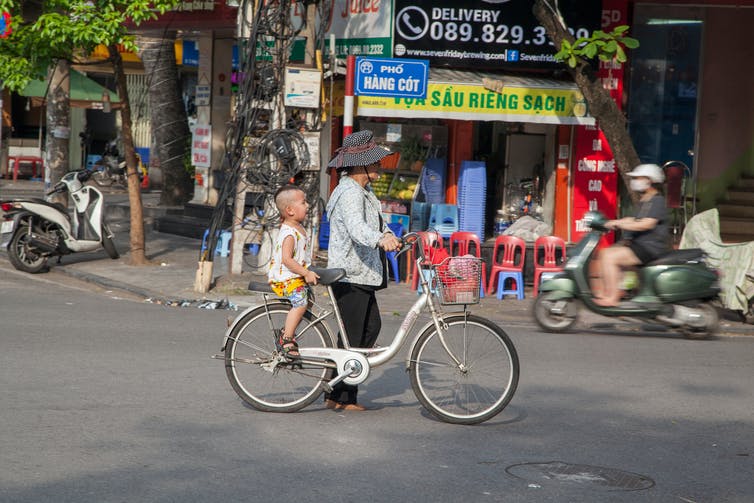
[
  {"left": 20, "top": 197, "right": 68, "bottom": 214},
  {"left": 646, "top": 248, "right": 704, "bottom": 266}
]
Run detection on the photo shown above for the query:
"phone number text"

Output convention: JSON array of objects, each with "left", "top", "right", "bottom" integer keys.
[{"left": 425, "top": 23, "right": 590, "bottom": 46}]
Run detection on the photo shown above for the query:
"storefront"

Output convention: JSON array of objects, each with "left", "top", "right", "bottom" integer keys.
[
  {"left": 325, "top": 0, "right": 618, "bottom": 244},
  {"left": 351, "top": 68, "right": 601, "bottom": 242}
]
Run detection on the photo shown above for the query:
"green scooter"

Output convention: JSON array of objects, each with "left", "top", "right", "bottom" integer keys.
[{"left": 533, "top": 212, "right": 721, "bottom": 339}]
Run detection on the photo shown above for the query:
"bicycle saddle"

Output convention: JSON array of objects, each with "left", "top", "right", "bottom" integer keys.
[
  {"left": 309, "top": 267, "right": 346, "bottom": 285},
  {"left": 247, "top": 267, "right": 346, "bottom": 293}
]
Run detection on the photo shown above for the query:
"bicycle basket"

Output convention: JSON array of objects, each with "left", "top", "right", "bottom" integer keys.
[{"left": 431, "top": 256, "right": 483, "bottom": 305}]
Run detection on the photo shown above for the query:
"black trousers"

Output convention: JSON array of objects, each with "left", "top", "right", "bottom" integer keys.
[{"left": 324, "top": 282, "right": 382, "bottom": 404}]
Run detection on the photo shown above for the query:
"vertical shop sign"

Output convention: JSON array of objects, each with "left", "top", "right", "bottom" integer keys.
[
  {"left": 570, "top": 0, "right": 627, "bottom": 243},
  {"left": 571, "top": 128, "right": 618, "bottom": 237},
  {"left": 195, "top": 85, "right": 211, "bottom": 106},
  {"left": 191, "top": 124, "right": 212, "bottom": 168}
]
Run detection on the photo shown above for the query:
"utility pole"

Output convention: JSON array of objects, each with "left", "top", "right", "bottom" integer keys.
[{"left": 224, "top": 0, "right": 325, "bottom": 278}]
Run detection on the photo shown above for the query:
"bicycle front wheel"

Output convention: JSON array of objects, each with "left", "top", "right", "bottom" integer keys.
[
  {"left": 409, "top": 314, "right": 519, "bottom": 425},
  {"left": 225, "top": 303, "right": 335, "bottom": 412}
]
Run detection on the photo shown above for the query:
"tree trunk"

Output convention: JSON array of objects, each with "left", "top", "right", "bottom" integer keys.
[
  {"left": 137, "top": 32, "right": 192, "bottom": 206},
  {"left": 109, "top": 44, "right": 149, "bottom": 266},
  {"left": 46, "top": 60, "right": 70, "bottom": 206},
  {"left": 533, "top": 0, "right": 641, "bottom": 199}
]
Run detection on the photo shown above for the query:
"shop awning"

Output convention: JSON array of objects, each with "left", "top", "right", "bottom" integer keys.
[
  {"left": 20, "top": 69, "right": 120, "bottom": 110},
  {"left": 357, "top": 68, "right": 594, "bottom": 126}
]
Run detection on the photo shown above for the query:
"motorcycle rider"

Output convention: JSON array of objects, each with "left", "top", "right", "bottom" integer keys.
[{"left": 594, "top": 164, "right": 670, "bottom": 307}]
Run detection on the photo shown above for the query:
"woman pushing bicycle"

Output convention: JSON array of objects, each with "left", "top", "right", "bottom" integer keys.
[{"left": 323, "top": 130, "right": 402, "bottom": 411}]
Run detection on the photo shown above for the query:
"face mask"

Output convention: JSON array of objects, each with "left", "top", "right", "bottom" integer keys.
[{"left": 630, "top": 178, "right": 651, "bottom": 192}]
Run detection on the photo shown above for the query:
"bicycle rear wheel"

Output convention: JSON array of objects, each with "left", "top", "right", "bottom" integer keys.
[
  {"left": 225, "top": 303, "right": 335, "bottom": 412},
  {"left": 409, "top": 314, "right": 519, "bottom": 425}
]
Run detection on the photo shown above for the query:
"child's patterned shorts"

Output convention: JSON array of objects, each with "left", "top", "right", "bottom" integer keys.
[{"left": 269, "top": 277, "right": 311, "bottom": 308}]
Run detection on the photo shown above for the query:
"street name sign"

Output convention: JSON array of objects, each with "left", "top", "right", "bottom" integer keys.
[{"left": 355, "top": 57, "right": 429, "bottom": 99}]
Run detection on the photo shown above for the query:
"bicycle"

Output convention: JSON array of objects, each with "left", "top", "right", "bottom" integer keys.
[{"left": 215, "top": 232, "right": 519, "bottom": 425}]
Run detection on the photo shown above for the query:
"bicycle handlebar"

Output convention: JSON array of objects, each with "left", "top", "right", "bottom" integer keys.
[{"left": 396, "top": 231, "right": 426, "bottom": 263}]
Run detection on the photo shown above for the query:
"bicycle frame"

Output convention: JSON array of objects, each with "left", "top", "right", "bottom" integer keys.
[{"left": 222, "top": 234, "right": 466, "bottom": 389}]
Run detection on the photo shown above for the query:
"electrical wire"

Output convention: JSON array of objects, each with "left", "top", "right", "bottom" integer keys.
[{"left": 202, "top": 0, "right": 329, "bottom": 263}]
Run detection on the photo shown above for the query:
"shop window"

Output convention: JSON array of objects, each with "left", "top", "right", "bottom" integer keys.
[{"left": 627, "top": 6, "right": 703, "bottom": 169}]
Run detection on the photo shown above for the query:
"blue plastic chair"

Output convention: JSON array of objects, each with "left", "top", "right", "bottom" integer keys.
[
  {"left": 385, "top": 222, "right": 404, "bottom": 282},
  {"left": 201, "top": 229, "right": 232, "bottom": 257},
  {"left": 428, "top": 204, "right": 459, "bottom": 238},
  {"left": 489, "top": 235, "right": 526, "bottom": 299}
]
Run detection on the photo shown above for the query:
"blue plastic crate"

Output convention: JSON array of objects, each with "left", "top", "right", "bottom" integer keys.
[{"left": 421, "top": 158, "right": 446, "bottom": 204}]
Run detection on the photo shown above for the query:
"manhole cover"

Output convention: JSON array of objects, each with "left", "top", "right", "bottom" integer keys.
[{"left": 506, "top": 461, "right": 655, "bottom": 492}]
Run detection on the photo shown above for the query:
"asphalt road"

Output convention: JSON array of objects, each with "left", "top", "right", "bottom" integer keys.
[{"left": 1, "top": 267, "right": 753, "bottom": 502}]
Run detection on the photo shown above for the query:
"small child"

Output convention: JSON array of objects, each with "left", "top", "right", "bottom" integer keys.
[{"left": 268, "top": 185, "right": 320, "bottom": 357}]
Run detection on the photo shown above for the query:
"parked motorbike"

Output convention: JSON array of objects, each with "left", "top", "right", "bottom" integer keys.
[
  {"left": 533, "top": 211, "right": 720, "bottom": 339},
  {"left": 0, "top": 169, "right": 119, "bottom": 273},
  {"left": 91, "top": 140, "right": 128, "bottom": 187}
]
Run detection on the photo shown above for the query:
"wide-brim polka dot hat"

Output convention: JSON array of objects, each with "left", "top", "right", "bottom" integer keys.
[{"left": 327, "top": 130, "right": 392, "bottom": 170}]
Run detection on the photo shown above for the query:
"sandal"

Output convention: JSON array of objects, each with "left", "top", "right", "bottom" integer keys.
[{"left": 274, "top": 329, "right": 300, "bottom": 358}]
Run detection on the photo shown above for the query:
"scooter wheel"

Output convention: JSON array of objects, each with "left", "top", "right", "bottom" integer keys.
[
  {"left": 7, "top": 224, "right": 49, "bottom": 274},
  {"left": 682, "top": 303, "right": 718, "bottom": 340},
  {"left": 101, "top": 224, "right": 120, "bottom": 260},
  {"left": 533, "top": 293, "right": 578, "bottom": 333}
]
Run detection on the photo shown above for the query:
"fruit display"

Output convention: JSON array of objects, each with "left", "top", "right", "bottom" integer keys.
[
  {"left": 387, "top": 173, "right": 419, "bottom": 201},
  {"left": 372, "top": 172, "right": 394, "bottom": 198}
]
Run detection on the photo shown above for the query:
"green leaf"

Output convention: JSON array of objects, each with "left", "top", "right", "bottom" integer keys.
[
  {"left": 623, "top": 37, "right": 640, "bottom": 49},
  {"left": 584, "top": 43, "right": 598, "bottom": 59},
  {"left": 615, "top": 46, "right": 627, "bottom": 63},
  {"left": 613, "top": 25, "right": 630, "bottom": 34},
  {"left": 568, "top": 55, "right": 577, "bottom": 68}
]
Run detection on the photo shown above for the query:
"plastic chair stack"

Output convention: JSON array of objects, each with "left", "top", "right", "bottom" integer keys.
[
  {"left": 457, "top": 160, "right": 487, "bottom": 239},
  {"left": 448, "top": 231, "right": 487, "bottom": 298},
  {"left": 420, "top": 158, "right": 446, "bottom": 204},
  {"left": 201, "top": 229, "right": 232, "bottom": 258},
  {"left": 488, "top": 235, "right": 526, "bottom": 299},
  {"left": 428, "top": 203, "right": 459, "bottom": 238},
  {"left": 385, "top": 222, "right": 404, "bottom": 283},
  {"left": 533, "top": 235, "right": 567, "bottom": 296}
]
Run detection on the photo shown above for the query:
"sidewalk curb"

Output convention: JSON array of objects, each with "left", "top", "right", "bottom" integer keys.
[{"left": 58, "top": 266, "right": 159, "bottom": 300}]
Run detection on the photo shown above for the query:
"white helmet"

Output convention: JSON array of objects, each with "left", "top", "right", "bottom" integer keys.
[{"left": 627, "top": 163, "right": 664, "bottom": 183}]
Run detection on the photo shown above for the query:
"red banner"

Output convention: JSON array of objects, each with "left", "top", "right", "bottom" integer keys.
[{"left": 570, "top": 0, "right": 627, "bottom": 242}]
